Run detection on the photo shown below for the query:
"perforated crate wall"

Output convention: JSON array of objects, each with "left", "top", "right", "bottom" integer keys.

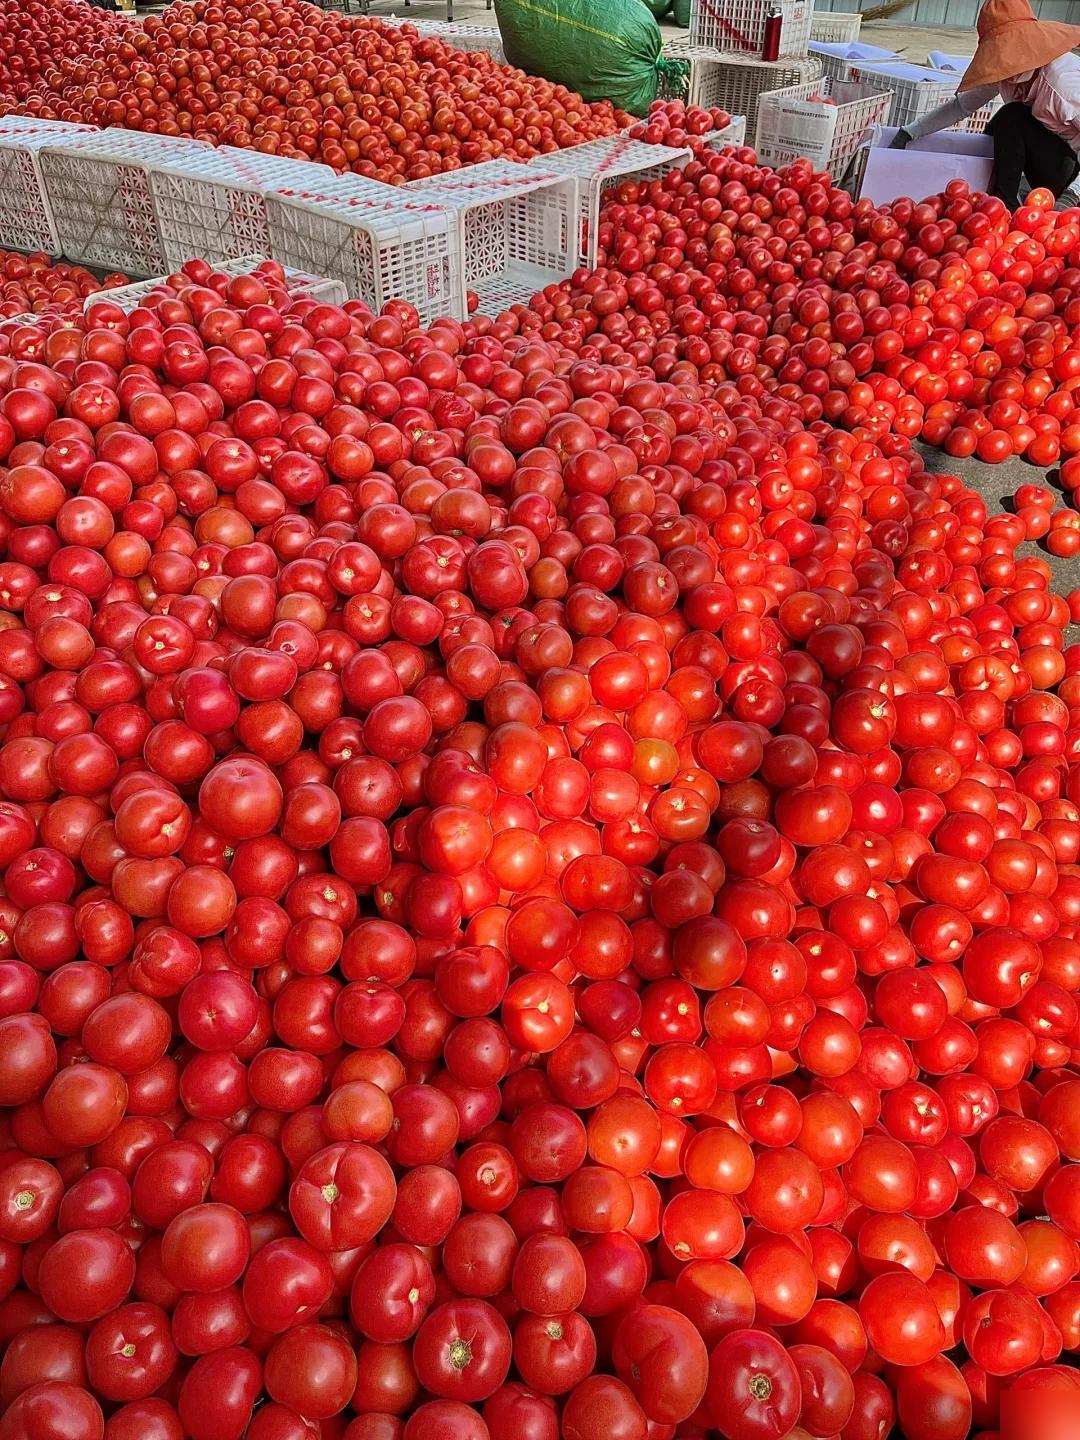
[
  {"left": 148, "top": 147, "right": 337, "bottom": 271},
  {"left": 689, "top": 55, "right": 822, "bottom": 141},
  {"left": 850, "top": 62, "right": 998, "bottom": 132},
  {"left": 690, "top": 0, "right": 812, "bottom": 61},
  {"left": 757, "top": 77, "right": 891, "bottom": 175},
  {"left": 0, "top": 119, "right": 94, "bottom": 255},
  {"left": 81, "top": 257, "right": 347, "bottom": 314},
  {"left": 702, "top": 115, "right": 749, "bottom": 150},
  {"left": 406, "top": 160, "right": 577, "bottom": 317},
  {"left": 848, "top": 63, "right": 958, "bottom": 130},
  {"left": 810, "top": 9, "right": 860, "bottom": 42},
  {"left": 522, "top": 136, "right": 691, "bottom": 269},
  {"left": 39, "top": 130, "right": 206, "bottom": 275},
  {"left": 404, "top": 20, "right": 505, "bottom": 62},
  {"left": 266, "top": 178, "right": 460, "bottom": 327}
]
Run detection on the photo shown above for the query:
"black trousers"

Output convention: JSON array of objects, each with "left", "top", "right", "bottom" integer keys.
[{"left": 986, "top": 102, "right": 1079, "bottom": 210}]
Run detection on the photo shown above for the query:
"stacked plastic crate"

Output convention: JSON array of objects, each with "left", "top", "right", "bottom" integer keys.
[{"left": 677, "top": 0, "right": 822, "bottom": 146}]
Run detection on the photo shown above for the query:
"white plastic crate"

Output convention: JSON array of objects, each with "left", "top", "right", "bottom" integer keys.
[
  {"left": 690, "top": 0, "right": 812, "bottom": 61},
  {"left": 848, "top": 62, "right": 959, "bottom": 130},
  {"left": 0, "top": 118, "right": 95, "bottom": 255},
  {"left": 849, "top": 62, "right": 1001, "bottom": 134},
  {"left": 810, "top": 9, "right": 861, "bottom": 42},
  {"left": 266, "top": 176, "right": 460, "bottom": 327},
  {"left": 689, "top": 55, "right": 822, "bottom": 140},
  {"left": 702, "top": 115, "right": 749, "bottom": 149},
  {"left": 757, "top": 77, "right": 891, "bottom": 174},
  {"left": 81, "top": 257, "right": 347, "bottom": 314},
  {"left": 39, "top": 130, "right": 207, "bottom": 275},
  {"left": 522, "top": 135, "right": 692, "bottom": 269},
  {"left": 404, "top": 20, "right": 505, "bottom": 62},
  {"left": 406, "top": 160, "right": 577, "bottom": 317},
  {"left": 809, "top": 41, "right": 897, "bottom": 83},
  {"left": 148, "top": 147, "right": 337, "bottom": 271}
]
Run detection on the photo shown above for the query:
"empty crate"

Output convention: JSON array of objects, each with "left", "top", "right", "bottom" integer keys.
[
  {"left": 0, "top": 118, "right": 95, "bottom": 255},
  {"left": 407, "top": 159, "right": 577, "bottom": 317},
  {"left": 38, "top": 130, "right": 206, "bottom": 275},
  {"left": 810, "top": 9, "right": 861, "bottom": 42},
  {"left": 850, "top": 61, "right": 1001, "bottom": 133},
  {"left": 149, "top": 147, "right": 337, "bottom": 271},
  {"left": 266, "top": 175, "right": 460, "bottom": 326},
  {"left": 690, "top": 0, "right": 812, "bottom": 61}
]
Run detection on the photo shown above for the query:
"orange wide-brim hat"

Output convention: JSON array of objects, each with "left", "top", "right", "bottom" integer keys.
[{"left": 958, "top": 0, "right": 1080, "bottom": 90}]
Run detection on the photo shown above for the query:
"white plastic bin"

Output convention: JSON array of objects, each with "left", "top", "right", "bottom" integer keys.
[
  {"left": 39, "top": 130, "right": 207, "bottom": 275},
  {"left": 522, "top": 135, "right": 692, "bottom": 268},
  {"left": 690, "top": 0, "right": 812, "bottom": 61},
  {"left": 407, "top": 159, "right": 577, "bottom": 317},
  {"left": 810, "top": 10, "right": 861, "bottom": 42},
  {"left": 0, "top": 118, "right": 95, "bottom": 255},
  {"left": 757, "top": 77, "right": 891, "bottom": 174},
  {"left": 149, "top": 148, "right": 337, "bottom": 272},
  {"left": 266, "top": 176, "right": 460, "bottom": 327}
]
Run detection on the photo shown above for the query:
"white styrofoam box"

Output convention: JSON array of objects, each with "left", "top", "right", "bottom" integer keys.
[
  {"left": 757, "top": 77, "right": 891, "bottom": 174},
  {"left": 38, "top": 129, "right": 207, "bottom": 275},
  {"left": 266, "top": 175, "right": 460, "bottom": 327},
  {"left": 405, "top": 159, "right": 577, "bottom": 317},
  {"left": 403, "top": 20, "right": 505, "bottom": 62},
  {"left": 810, "top": 10, "right": 861, "bottom": 42},
  {"left": 148, "top": 147, "right": 337, "bottom": 271},
  {"left": 690, "top": 0, "right": 812, "bottom": 61},
  {"left": 688, "top": 54, "right": 822, "bottom": 142},
  {"left": 850, "top": 60, "right": 998, "bottom": 133},
  {"left": 0, "top": 118, "right": 95, "bottom": 255},
  {"left": 81, "top": 256, "right": 347, "bottom": 314},
  {"left": 809, "top": 41, "right": 898, "bottom": 83},
  {"left": 521, "top": 136, "right": 692, "bottom": 269},
  {"left": 856, "top": 125, "right": 993, "bottom": 205}
]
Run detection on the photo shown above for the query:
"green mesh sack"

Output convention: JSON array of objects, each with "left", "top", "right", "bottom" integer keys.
[
  {"left": 643, "top": 0, "right": 671, "bottom": 17},
  {"left": 672, "top": 0, "right": 691, "bottom": 26},
  {"left": 495, "top": 0, "right": 681, "bottom": 116}
]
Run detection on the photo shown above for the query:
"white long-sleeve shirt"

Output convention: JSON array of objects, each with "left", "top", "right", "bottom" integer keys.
[{"left": 904, "top": 51, "right": 1080, "bottom": 151}]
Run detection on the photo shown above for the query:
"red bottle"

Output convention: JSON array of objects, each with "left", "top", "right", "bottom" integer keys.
[{"left": 761, "top": 5, "right": 782, "bottom": 60}]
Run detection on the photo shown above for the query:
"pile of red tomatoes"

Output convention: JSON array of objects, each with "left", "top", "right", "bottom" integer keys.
[
  {"left": 628, "top": 101, "right": 740, "bottom": 156},
  {"left": 0, "top": 251, "right": 126, "bottom": 325},
  {"left": 2, "top": 135, "right": 1080, "bottom": 1440},
  {"left": 595, "top": 156, "right": 1080, "bottom": 472},
  {"left": 0, "top": 0, "right": 628, "bottom": 182}
]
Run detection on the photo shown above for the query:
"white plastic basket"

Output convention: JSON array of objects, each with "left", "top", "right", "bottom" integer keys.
[
  {"left": 849, "top": 61, "right": 1001, "bottom": 134},
  {"left": 148, "top": 147, "right": 337, "bottom": 271},
  {"left": 406, "top": 160, "right": 577, "bottom": 317},
  {"left": 810, "top": 9, "right": 861, "bottom": 42},
  {"left": 0, "top": 118, "right": 95, "bottom": 255},
  {"left": 690, "top": 0, "right": 812, "bottom": 61},
  {"left": 82, "top": 256, "right": 347, "bottom": 314},
  {"left": 757, "top": 77, "right": 891, "bottom": 174},
  {"left": 848, "top": 62, "right": 959, "bottom": 129},
  {"left": 689, "top": 55, "right": 822, "bottom": 140},
  {"left": 38, "top": 130, "right": 206, "bottom": 275},
  {"left": 809, "top": 41, "right": 898, "bottom": 84},
  {"left": 403, "top": 20, "right": 505, "bottom": 62},
  {"left": 522, "top": 135, "right": 692, "bottom": 269},
  {"left": 702, "top": 115, "right": 749, "bottom": 149},
  {"left": 266, "top": 176, "right": 460, "bottom": 327}
]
